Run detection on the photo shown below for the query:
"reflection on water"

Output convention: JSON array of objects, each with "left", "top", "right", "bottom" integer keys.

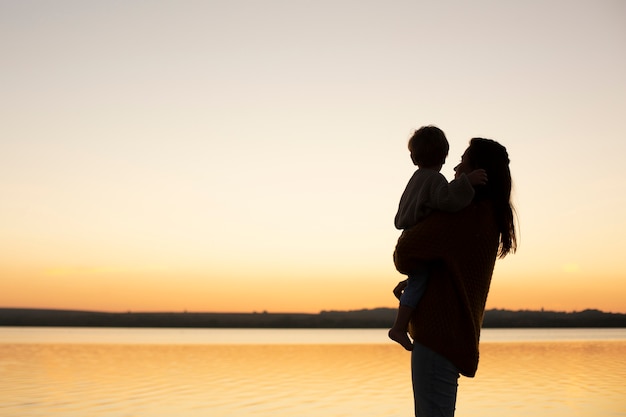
[
  {"left": 459, "top": 341, "right": 626, "bottom": 417},
  {"left": 0, "top": 344, "right": 412, "bottom": 417},
  {"left": 0, "top": 329, "right": 624, "bottom": 417}
]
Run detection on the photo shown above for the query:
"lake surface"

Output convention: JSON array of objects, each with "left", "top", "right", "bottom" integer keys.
[{"left": 1, "top": 327, "right": 625, "bottom": 416}]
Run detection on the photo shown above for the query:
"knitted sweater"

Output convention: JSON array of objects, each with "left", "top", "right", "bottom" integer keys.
[{"left": 393, "top": 200, "right": 499, "bottom": 377}]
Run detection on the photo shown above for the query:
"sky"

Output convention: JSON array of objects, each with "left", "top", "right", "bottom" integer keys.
[{"left": 1, "top": 0, "right": 625, "bottom": 314}]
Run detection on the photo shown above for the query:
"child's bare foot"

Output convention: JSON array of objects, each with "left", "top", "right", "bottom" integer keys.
[{"left": 388, "top": 328, "right": 413, "bottom": 351}]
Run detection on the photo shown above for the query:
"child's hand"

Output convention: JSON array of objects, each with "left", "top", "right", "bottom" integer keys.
[
  {"left": 466, "top": 169, "right": 488, "bottom": 186},
  {"left": 393, "top": 279, "right": 408, "bottom": 300}
]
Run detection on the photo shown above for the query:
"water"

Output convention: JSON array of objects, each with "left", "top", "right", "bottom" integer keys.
[{"left": 1, "top": 328, "right": 624, "bottom": 417}]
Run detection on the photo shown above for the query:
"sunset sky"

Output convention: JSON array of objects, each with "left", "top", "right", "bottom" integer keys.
[{"left": 2, "top": 0, "right": 625, "bottom": 314}]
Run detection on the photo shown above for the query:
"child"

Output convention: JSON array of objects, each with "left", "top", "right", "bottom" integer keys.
[{"left": 389, "top": 125, "right": 487, "bottom": 350}]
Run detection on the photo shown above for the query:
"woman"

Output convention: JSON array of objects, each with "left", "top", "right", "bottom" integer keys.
[{"left": 393, "top": 137, "right": 517, "bottom": 417}]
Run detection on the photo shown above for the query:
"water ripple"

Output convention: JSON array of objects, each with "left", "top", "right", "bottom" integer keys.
[{"left": 0, "top": 336, "right": 624, "bottom": 416}]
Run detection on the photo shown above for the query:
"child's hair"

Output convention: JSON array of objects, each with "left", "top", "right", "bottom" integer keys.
[{"left": 408, "top": 125, "right": 449, "bottom": 167}]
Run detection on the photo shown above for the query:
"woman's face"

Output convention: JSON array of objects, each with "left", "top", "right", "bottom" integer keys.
[{"left": 454, "top": 150, "right": 472, "bottom": 179}]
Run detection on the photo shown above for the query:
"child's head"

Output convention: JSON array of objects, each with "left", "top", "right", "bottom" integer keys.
[{"left": 408, "top": 125, "right": 449, "bottom": 168}]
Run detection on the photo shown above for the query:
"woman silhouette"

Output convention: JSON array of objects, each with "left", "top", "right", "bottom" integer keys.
[{"left": 393, "top": 137, "right": 517, "bottom": 417}]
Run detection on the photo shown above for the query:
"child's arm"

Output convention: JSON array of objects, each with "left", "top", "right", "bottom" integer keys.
[
  {"left": 466, "top": 169, "right": 488, "bottom": 186},
  {"left": 430, "top": 170, "right": 486, "bottom": 212}
]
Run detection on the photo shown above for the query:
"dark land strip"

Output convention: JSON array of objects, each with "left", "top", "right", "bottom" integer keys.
[{"left": 1, "top": 308, "right": 625, "bottom": 328}]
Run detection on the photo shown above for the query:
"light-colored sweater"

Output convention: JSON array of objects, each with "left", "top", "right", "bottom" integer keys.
[
  {"left": 393, "top": 201, "right": 500, "bottom": 377},
  {"left": 394, "top": 169, "right": 475, "bottom": 230}
]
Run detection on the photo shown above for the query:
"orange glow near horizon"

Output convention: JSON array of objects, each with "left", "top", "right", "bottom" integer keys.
[{"left": 2, "top": 263, "right": 625, "bottom": 314}]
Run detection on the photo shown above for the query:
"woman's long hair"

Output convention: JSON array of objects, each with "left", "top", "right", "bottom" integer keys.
[{"left": 466, "top": 138, "right": 517, "bottom": 258}]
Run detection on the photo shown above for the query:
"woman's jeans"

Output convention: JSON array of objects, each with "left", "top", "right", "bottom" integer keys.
[{"left": 411, "top": 342, "right": 460, "bottom": 417}]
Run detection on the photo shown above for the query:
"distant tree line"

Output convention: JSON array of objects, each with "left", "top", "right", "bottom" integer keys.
[
  {"left": 482, "top": 308, "right": 626, "bottom": 328},
  {"left": 1, "top": 308, "right": 625, "bottom": 328}
]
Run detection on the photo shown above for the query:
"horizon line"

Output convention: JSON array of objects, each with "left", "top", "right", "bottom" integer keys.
[{"left": 1, "top": 306, "right": 625, "bottom": 315}]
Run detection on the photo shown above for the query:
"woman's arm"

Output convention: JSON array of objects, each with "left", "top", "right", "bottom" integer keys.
[
  {"left": 393, "top": 279, "right": 408, "bottom": 300},
  {"left": 393, "top": 201, "right": 498, "bottom": 275}
]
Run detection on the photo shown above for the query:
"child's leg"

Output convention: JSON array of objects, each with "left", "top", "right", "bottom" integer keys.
[
  {"left": 388, "top": 268, "right": 429, "bottom": 351},
  {"left": 389, "top": 304, "right": 415, "bottom": 350}
]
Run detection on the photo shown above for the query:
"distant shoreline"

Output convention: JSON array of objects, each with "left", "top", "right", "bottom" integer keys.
[{"left": 1, "top": 307, "right": 626, "bottom": 328}]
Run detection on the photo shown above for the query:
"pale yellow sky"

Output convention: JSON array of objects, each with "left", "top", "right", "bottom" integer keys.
[{"left": 1, "top": 0, "right": 625, "bottom": 313}]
